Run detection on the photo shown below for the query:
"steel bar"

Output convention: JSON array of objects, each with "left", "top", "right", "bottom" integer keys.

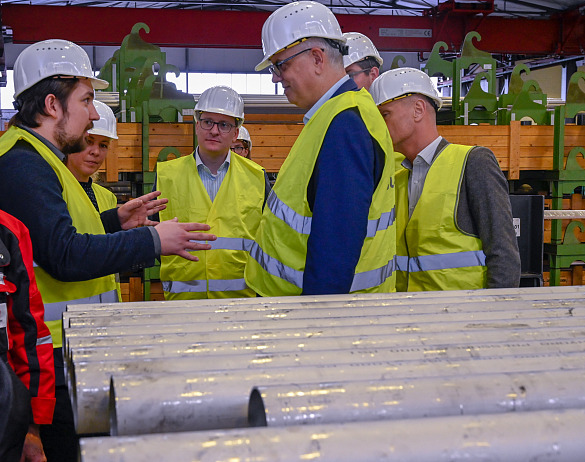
[
  {"left": 77, "top": 349, "right": 585, "bottom": 434},
  {"left": 64, "top": 285, "right": 585, "bottom": 313},
  {"left": 70, "top": 331, "right": 585, "bottom": 365},
  {"left": 80, "top": 408, "right": 585, "bottom": 462},
  {"left": 62, "top": 306, "right": 583, "bottom": 360},
  {"left": 63, "top": 291, "right": 583, "bottom": 329},
  {"left": 64, "top": 297, "right": 585, "bottom": 329},
  {"left": 110, "top": 356, "right": 585, "bottom": 436},
  {"left": 64, "top": 314, "right": 585, "bottom": 358},
  {"left": 65, "top": 325, "right": 585, "bottom": 356},
  {"left": 62, "top": 286, "right": 585, "bottom": 329},
  {"left": 249, "top": 369, "right": 585, "bottom": 428},
  {"left": 544, "top": 210, "right": 585, "bottom": 219}
]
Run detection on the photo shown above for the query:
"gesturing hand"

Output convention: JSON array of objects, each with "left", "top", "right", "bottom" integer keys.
[
  {"left": 156, "top": 218, "right": 216, "bottom": 262},
  {"left": 118, "top": 191, "right": 169, "bottom": 230}
]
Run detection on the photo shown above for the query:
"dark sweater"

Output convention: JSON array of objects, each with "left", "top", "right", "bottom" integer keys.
[{"left": 0, "top": 129, "right": 157, "bottom": 282}]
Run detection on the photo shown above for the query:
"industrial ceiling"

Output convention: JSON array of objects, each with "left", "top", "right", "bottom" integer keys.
[{"left": 1, "top": 0, "right": 584, "bottom": 17}]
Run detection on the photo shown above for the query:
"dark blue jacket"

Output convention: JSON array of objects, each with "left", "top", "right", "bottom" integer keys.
[{"left": 303, "top": 79, "right": 385, "bottom": 294}]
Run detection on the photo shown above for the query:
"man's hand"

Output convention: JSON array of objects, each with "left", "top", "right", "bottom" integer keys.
[
  {"left": 118, "top": 191, "right": 169, "bottom": 230},
  {"left": 156, "top": 218, "right": 216, "bottom": 262},
  {"left": 19, "top": 424, "right": 46, "bottom": 462}
]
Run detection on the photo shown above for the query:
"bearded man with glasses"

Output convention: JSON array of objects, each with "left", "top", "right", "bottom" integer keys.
[
  {"left": 156, "top": 85, "right": 271, "bottom": 300},
  {"left": 245, "top": 1, "right": 397, "bottom": 296}
]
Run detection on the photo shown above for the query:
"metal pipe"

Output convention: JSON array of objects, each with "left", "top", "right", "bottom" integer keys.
[
  {"left": 80, "top": 408, "right": 585, "bottom": 462},
  {"left": 70, "top": 331, "right": 585, "bottom": 365},
  {"left": 87, "top": 350, "right": 585, "bottom": 435},
  {"left": 64, "top": 312, "right": 584, "bottom": 353},
  {"left": 63, "top": 304, "right": 584, "bottom": 341},
  {"left": 63, "top": 295, "right": 585, "bottom": 328},
  {"left": 65, "top": 285, "right": 585, "bottom": 314},
  {"left": 249, "top": 369, "right": 585, "bottom": 427},
  {"left": 65, "top": 325, "right": 585, "bottom": 357},
  {"left": 62, "top": 286, "right": 585, "bottom": 331},
  {"left": 64, "top": 308, "right": 585, "bottom": 357}
]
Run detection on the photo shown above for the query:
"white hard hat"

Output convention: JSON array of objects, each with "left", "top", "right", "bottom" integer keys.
[
  {"left": 195, "top": 86, "right": 245, "bottom": 127},
  {"left": 255, "top": 1, "right": 346, "bottom": 71},
  {"left": 13, "top": 39, "right": 109, "bottom": 99},
  {"left": 237, "top": 125, "right": 252, "bottom": 150},
  {"left": 370, "top": 67, "right": 443, "bottom": 110},
  {"left": 343, "top": 32, "right": 383, "bottom": 68},
  {"left": 88, "top": 100, "right": 118, "bottom": 140}
]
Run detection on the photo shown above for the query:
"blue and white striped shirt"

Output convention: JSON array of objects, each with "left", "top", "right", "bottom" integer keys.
[{"left": 195, "top": 148, "right": 231, "bottom": 202}]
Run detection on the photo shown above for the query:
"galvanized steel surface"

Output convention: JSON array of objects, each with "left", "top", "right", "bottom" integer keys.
[
  {"left": 80, "top": 408, "right": 585, "bottom": 462},
  {"left": 68, "top": 286, "right": 585, "bottom": 457},
  {"left": 250, "top": 369, "right": 585, "bottom": 427},
  {"left": 86, "top": 349, "right": 585, "bottom": 435}
]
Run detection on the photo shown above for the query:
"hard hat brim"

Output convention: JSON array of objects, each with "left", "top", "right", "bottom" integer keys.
[{"left": 91, "top": 77, "right": 110, "bottom": 90}]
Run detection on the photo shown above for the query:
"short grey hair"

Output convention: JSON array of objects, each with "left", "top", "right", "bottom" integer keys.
[{"left": 303, "top": 37, "right": 345, "bottom": 70}]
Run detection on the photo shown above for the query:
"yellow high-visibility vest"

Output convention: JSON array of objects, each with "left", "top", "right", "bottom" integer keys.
[
  {"left": 92, "top": 182, "right": 122, "bottom": 301},
  {"left": 0, "top": 127, "right": 118, "bottom": 347},
  {"left": 158, "top": 152, "right": 265, "bottom": 299},
  {"left": 245, "top": 89, "right": 397, "bottom": 296},
  {"left": 395, "top": 143, "right": 487, "bottom": 291}
]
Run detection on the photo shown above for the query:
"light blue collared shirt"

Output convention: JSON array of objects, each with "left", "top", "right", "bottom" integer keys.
[
  {"left": 303, "top": 75, "right": 351, "bottom": 124},
  {"left": 195, "top": 147, "right": 231, "bottom": 202},
  {"left": 401, "top": 136, "right": 443, "bottom": 218}
]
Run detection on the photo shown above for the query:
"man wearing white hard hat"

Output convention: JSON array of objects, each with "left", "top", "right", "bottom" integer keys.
[
  {"left": 246, "top": 1, "right": 397, "bottom": 296},
  {"left": 157, "top": 86, "right": 270, "bottom": 300},
  {"left": 231, "top": 125, "right": 252, "bottom": 159},
  {"left": 0, "top": 39, "right": 215, "bottom": 460},
  {"left": 343, "top": 32, "right": 383, "bottom": 91},
  {"left": 370, "top": 68, "right": 520, "bottom": 291}
]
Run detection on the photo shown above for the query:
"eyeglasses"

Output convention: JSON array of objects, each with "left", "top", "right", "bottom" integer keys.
[
  {"left": 347, "top": 67, "right": 372, "bottom": 80},
  {"left": 198, "top": 118, "right": 236, "bottom": 134},
  {"left": 268, "top": 48, "right": 313, "bottom": 77},
  {"left": 231, "top": 146, "right": 246, "bottom": 154}
]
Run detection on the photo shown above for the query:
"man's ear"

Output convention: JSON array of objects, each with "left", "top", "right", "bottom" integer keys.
[
  {"left": 412, "top": 98, "right": 427, "bottom": 122},
  {"left": 44, "top": 94, "right": 62, "bottom": 120},
  {"left": 311, "top": 47, "right": 326, "bottom": 74},
  {"left": 370, "top": 67, "right": 380, "bottom": 80}
]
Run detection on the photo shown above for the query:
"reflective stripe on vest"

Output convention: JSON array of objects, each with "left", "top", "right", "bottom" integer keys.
[
  {"left": 269, "top": 190, "right": 396, "bottom": 239},
  {"left": 349, "top": 257, "right": 397, "bottom": 292},
  {"left": 209, "top": 237, "right": 254, "bottom": 252},
  {"left": 267, "top": 191, "right": 312, "bottom": 235},
  {"left": 408, "top": 250, "right": 486, "bottom": 273},
  {"left": 366, "top": 208, "right": 396, "bottom": 238},
  {"left": 43, "top": 289, "right": 119, "bottom": 322},
  {"left": 162, "top": 278, "right": 248, "bottom": 293},
  {"left": 395, "top": 255, "right": 409, "bottom": 273},
  {"left": 249, "top": 241, "right": 396, "bottom": 293},
  {"left": 249, "top": 241, "right": 304, "bottom": 289},
  {"left": 0, "top": 303, "right": 6, "bottom": 329},
  {"left": 36, "top": 335, "right": 53, "bottom": 346}
]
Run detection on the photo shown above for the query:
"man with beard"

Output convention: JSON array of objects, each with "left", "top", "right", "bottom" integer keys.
[{"left": 0, "top": 39, "right": 216, "bottom": 461}]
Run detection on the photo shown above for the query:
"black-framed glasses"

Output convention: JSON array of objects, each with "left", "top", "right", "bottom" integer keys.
[
  {"left": 198, "top": 118, "right": 236, "bottom": 134},
  {"left": 231, "top": 146, "right": 246, "bottom": 154},
  {"left": 347, "top": 67, "right": 372, "bottom": 80},
  {"left": 268, "top": 48, "right": 313, "bottom": 77}
]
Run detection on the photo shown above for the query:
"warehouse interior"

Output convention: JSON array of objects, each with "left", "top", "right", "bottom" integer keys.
[{"left": 2, "top": 0, "right": 585, "bottom": 461}]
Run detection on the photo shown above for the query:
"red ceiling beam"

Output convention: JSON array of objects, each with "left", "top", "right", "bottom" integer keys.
[{"left": 2, "top": 4, "right": 584, "bottom": 55}]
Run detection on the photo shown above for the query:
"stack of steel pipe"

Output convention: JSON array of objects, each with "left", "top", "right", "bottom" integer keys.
[{"left": 64, "top": 286, "right": 585, "bottom": 461}]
